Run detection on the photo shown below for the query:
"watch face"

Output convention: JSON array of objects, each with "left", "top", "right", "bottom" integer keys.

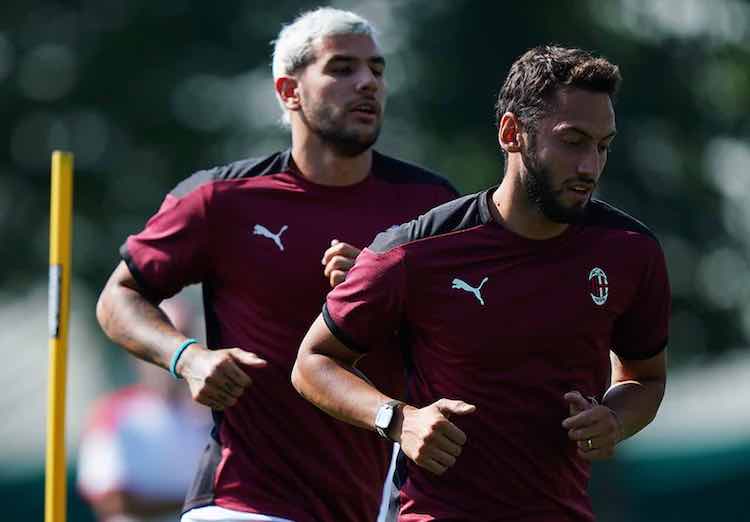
[{"left": 375, "top": 404, "right": 394, "bottom": 429}]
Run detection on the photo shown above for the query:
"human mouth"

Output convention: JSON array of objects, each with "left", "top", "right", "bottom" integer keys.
[
  {"left": 350, "top": 100, "right": 380, "bottom": 118},
  {"left": 566, "top": 182, "right": 595, "bottom": 201}
]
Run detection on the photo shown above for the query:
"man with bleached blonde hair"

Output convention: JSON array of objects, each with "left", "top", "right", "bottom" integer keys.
[{"left": 97, "top": 7, "right": 457, "bottom": 522}]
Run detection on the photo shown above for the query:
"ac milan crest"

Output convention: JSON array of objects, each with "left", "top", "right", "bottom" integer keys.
[{"left": 588, "top": 267, "right": 608, "bottom": 306}]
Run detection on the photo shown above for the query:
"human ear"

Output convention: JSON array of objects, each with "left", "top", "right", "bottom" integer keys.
[
  {"left": 499, "top": 112, "right": 522, "bottom": 153},
  {"left": 275, "top": 76, "right": 300, "bottom": 110}
]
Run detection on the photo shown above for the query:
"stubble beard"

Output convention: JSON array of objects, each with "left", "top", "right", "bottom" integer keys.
[
  {"left": 521, "top": 139, "right": 589, "bottom": 224},
  {"left": 300, "top": 102, "right": 381, "bottom": 157}
]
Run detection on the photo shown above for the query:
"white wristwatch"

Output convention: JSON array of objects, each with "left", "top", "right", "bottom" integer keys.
[{"left": 374, "top": 400, "right": 402, "bottom": 441}]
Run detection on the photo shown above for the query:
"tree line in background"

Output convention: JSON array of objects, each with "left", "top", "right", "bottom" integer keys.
[{"left": 2, "top": 0, "right": 750, "bottom": 365}]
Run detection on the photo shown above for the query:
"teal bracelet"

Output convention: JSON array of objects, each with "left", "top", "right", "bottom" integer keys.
[{"left": 169, "top": 338, "right": 198, "bottom": 379}]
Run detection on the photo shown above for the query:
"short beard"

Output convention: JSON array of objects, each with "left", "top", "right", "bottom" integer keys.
[
  {"left": 521, "top": 138, "right": 589, "bottom": 224},
  {"left": 300, "top": 103, "right": 380, "bottom": 157}
]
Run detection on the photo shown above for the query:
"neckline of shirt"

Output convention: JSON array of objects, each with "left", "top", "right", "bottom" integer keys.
[
  {"left": 281, "top": 148, "right": 379, "bottom": 193},
  {"left": 477, "top": 187, "right": 581, "bottom": 248}
]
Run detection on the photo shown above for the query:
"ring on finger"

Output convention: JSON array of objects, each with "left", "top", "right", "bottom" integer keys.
[{"left": 586, "top": 438, "right": 593, "bottom": 450}]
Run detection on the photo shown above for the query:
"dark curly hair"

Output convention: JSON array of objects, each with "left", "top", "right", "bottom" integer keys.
[{"left": 495, "top": 45, "right": 621, "bottom": 133}]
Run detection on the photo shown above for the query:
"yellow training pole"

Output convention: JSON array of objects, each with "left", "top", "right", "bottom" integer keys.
[{"left": 45, "top": 151, "right": 74, "bottom": 522}]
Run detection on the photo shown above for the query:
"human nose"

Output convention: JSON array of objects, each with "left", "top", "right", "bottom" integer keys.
[
  {"left": 578, "top": 146, "right": 601, "bottom": 177},
  {"left": 355, "top": 67, "right": 380, "bottom": 94}
]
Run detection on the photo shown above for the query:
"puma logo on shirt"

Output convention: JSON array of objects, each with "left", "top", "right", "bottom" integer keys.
[
  {"left": 253, "top": 224, "right": 288, "bottom": 251},
  {"left": 451, "top": 277, "right": 489, "bottom": 306}
]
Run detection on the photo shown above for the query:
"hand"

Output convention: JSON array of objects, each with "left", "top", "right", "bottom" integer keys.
[
  {"left": 396, "top": 399, "right": 476, "bottom": 475},
  {"left": 562, "top": 391, "right": 623, "bottom": 461},
  {"left": 322, "top": 239, "right": 361, "bottom": 288},
  {"left": 176, "top": 345, "right": 267, "bottom": 410}
]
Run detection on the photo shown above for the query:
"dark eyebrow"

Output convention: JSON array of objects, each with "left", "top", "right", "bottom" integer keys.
[
  {"left": 555, "top": 124, "right": 617, "bottom": 141},
  {"left": 327, "top": 54, "right": 386, "bottom": 67}
]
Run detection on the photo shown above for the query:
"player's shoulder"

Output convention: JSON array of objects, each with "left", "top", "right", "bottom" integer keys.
[
  {"left": 372, "top": 151, "right": 458, "bottom": 196},
  {"left": 169, "top": 150, "right": 291, "bottom": 199},
  {"left": 585, "top": 199, "right": 661, "bottom": 246},
  {"left": 370, "top": 190, "right": 488, "bottom": 253}
]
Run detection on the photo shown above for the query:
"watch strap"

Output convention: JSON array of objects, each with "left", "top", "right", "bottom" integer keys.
[{"left": 375, "top": 399, "right": 403, "bottom": 441}]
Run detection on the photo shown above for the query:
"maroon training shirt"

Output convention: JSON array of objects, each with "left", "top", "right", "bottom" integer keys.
[
  {"left": 121, "top": 150, "right": 458, "bottom": 522},
  {"left": 324, "top": 189, "right": 671, "bottom": 522}
]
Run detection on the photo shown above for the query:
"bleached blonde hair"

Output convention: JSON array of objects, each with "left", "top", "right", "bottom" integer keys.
[{"left": 271, "top": 7, "right": 379, "bottom": 126}]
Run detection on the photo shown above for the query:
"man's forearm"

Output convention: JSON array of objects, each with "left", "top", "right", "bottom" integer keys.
[
  {"left": 292, "top": 315, "right": 393, "bottom": 431},
  {"left": 96, "top": 275, "right": 186, "bottom": 369},
  {"left": 603, "top": 377, "right": 665, "bottom": 441},
  {"left": 295, "top": 316, "right": 475, "bottom": 475},
  {"left": 292, "top": 351, "right": 390, "bottom": 431}
]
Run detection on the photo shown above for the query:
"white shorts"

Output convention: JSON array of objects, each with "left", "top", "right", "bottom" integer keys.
[
  {"left": 377, "top": 443, "right": 401, "bottom": 522},
  {"left": 181, "top": 506, "right": 295, "bottom": 522}
]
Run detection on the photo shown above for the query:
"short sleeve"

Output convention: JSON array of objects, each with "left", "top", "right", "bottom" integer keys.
[
  {"left": 120, "top": 186, "right": 211, "bottom": 302},
  {"left": 323, "top": 247, "right": 407, "bottom": 353},
  {"left": 612, "top": 240, "right": 672, "bottom": 360}
]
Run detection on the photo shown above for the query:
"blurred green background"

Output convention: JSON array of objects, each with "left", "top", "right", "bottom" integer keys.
[{"left": 2, "top": 0, "right": 750, "bottom": 520}]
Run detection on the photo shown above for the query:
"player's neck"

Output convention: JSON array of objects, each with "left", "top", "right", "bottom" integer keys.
[
  {"left": 491, "top": 173, "right": 569, "bottom": 240},
  {"left": 291, "top": 136, "right": 372, "bottom": 187}
]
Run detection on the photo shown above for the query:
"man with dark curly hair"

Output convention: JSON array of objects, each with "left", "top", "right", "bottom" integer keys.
[{"left": 294, "top": 45, "right": 671, "bottom": 521}]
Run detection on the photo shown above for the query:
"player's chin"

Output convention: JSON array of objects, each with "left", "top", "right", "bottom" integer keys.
[
  {"left": 349, "top": 120, "right": 381, "bottom": 140},
  {"left": 546, "top": 199, "right": 588, "bottom": 224},
  {"left": 349, "top": 126, "right": 381, "bottom": 149},
  {"left": 331, "top": 132, "right": 379, "bottom": 157},
  {"left": 568, "top": 201, "right": 589, "bottom": 215}
]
